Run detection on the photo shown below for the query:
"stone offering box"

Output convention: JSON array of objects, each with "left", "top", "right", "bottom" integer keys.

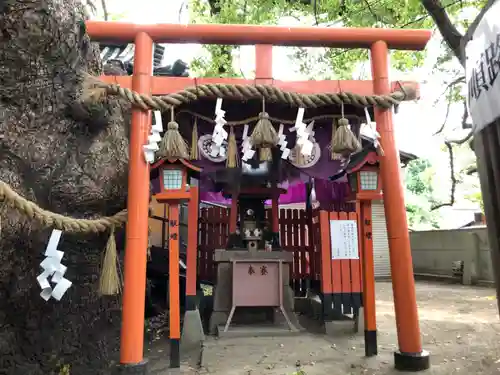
[{"left": 209, "top": 250, "right": 299, "bottom": 336}]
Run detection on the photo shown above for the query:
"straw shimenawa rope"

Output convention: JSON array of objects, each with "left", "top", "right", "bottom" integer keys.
[
  {"left": 82, "top": 74, "right": 415, "bottom": 110},
  {"left": 0, "top": 181, "right": 127, "bottom": 233},
  {"left": 0, "top": 77, "right": 413, "bottom": 232}
]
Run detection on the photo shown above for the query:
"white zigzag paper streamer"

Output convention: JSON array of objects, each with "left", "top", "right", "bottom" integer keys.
[
  {"left": 277, "top": 124, "right": 290, "bottom": 159},
  {"left": 143, "top": 111, "right": 163, "bottom": 163},
  {"left": 241, "top": 124, "right": 255, "bottom": 162},
  {"left": 37, "top": 229, "right": 72, "bottom": 301},
  {"left": 290, "top": 108, "right": 315, "bottom": 157},
  {"left": 211, "top": 98, "right": 228, "bottom": 158},
  {"left": 361, "top": 107, "right": 381, "bottom": 150}
]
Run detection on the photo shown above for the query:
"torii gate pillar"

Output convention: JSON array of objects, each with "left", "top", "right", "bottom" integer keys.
[{"left": 371, "top": 41, "right": 429, "bottom": 371}]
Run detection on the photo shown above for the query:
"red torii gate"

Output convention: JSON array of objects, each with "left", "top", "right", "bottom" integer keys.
[{"left": 85, "top": 21, "right": 431, "bottom": 374}]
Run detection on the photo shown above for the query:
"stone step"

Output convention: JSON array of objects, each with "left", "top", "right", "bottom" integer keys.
[{"left": 217, "top": 324, "right": 302, "bottom": 338}]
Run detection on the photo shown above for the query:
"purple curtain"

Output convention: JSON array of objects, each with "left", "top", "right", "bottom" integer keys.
[{"left": 198, "top": 179, "right": 353, "bottom": 210}]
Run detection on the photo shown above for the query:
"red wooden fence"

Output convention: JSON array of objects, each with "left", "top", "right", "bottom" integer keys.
[
  {"left": 198, "top": 207, "right": 229, "bottom": 282},
  {"left": 198, "top": 207, "right": 316, "bottom": 288},
  {"left": 198, "top": 206, "right": 364, "bottom": 308}
]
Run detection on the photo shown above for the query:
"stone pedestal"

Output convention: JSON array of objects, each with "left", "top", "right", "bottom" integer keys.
[{"left": 209, "top": 250, "right": 299, "bottom": 335}]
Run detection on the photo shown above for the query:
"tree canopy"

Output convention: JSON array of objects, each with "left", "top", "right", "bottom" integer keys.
[
  {"left": 404, "top": 158, "right": 441, "bottom": 229},
  {"left": 188, "top": 0, "right": 488, "bottom": 216},
  {"left": 189, "top": 0, "right": 488, "bottom": 78}
]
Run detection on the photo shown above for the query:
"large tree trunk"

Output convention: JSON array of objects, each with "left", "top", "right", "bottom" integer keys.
[{"left": 0, "top": 1, "right": 130, "bottom": 374}]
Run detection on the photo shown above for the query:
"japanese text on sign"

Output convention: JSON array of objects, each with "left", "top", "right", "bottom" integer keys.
[
  {"left": 330, "top": 220, "right": 359, "bottom": 260},
  {"left": 465, "top": 0, "right": 500, "bottom": 133}
]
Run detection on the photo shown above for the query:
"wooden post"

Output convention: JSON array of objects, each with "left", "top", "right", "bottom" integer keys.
[
  {"left": 370, "top": 40, "right": 429, "bottom": 371},
  {"left": 229, "top": 195, "right": 238, "bottom": 232},
  {"left": 360, "top": 201, "right": 377, "bottom": 356},
  {"left": 186, "top": 185, "right": 199, "bottom": 310},
  {"left": 119, "top": 32, "right": 153, "bottom": 369},
  {"left": 305, "top": 180, "right": 314, "bottom": 285},
  {"left": 169, "top": 203, "right": 181, "bottom": 368},
  {"left": 318, "top": 210, "right": 333, "bottom": 320}
]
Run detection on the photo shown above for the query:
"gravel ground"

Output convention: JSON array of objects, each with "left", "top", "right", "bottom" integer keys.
[{"left": 147, "top": 281, "right": 500, "bottom": 374}]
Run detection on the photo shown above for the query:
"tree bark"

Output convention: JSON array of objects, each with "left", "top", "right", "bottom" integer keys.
[{"left": 0, "top": 1, "right": 130, "bottom": 374}]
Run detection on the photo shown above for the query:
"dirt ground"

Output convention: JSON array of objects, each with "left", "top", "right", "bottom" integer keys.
[{"left": 146, "top": 281, "right": 500, "bottom": 374}]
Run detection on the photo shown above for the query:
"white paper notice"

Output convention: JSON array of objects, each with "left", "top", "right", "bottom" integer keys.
[{"left": 330, "top": 220, "right": 359, "bottom": 260}]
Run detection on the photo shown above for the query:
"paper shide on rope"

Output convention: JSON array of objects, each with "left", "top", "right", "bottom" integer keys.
[
  {"left": 290, "top": 108, "right": 316, "bottom": 165},
  {"left": 212, "top": 98, "right": 228, "bottom": 160},
  {"left": 277, "top": 124, "right": 290, "bottom": 160},
  {"left": 37, "top": 229, "right": 72, "bottom": 302},
  {"left": 144, "top": 111, "right": 163, "bottom": 163},
  {"left": 361, "top": 107, "right": 384, "bottom": 156},
  {"left": 241, "top": 124, "right": 255, "bottom": 162}
]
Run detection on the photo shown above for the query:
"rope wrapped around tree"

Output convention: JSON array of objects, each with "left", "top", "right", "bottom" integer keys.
[
  {"left": 0, "top": 181, "right": 127, "bottom": 233},
  {"left": 0, "top": 181, "right": 128, "bottom": 296}
]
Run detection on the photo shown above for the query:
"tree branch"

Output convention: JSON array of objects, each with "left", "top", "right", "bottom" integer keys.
[
  {"left": 430, "top": 130, "right": 473, "bottom": 211},
  {"left": 421, "top": 0, "right": 464, "bottom": 65},
  {"left": 431, "top": 141, "right": 457, "bottom": 210},
  {"left": 100, "top": 0, "right": 108, "bottom": 21},
  {"left": 461, "top": 99, "right": 473, "bottom": 129},
  {"left": 448, "top": 130, "right": 473, "bottom": 145},
  {"left": 460, "top": 0, "right": 498, "bottom": 61},
  {"left": 432, "top": 75, "right": 465, "bottom": 136}
]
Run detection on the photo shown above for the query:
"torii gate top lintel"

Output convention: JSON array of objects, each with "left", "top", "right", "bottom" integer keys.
[{"left": 86, "top": 21, "right": 431, "bottom": 50}]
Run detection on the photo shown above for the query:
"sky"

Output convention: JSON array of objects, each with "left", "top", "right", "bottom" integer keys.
[{"left": 92, "top": 0, "right": 481, "bottom": 224}]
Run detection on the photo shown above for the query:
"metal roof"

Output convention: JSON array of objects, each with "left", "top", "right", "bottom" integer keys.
[
  {"left": 100, "top": 43, "right": 165, "bottom": 67},
  {"left": 99, "top": 43, "right": 189, "bottom": 77}
]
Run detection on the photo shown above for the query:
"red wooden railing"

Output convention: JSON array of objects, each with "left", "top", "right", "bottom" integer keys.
[{"left": 198, "top": 206, "right": 364, "bottom": 306}]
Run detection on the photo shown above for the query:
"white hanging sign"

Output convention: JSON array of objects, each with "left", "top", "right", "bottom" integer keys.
[
  {"left": 465, "top": 0, "right": 500, "bottom": 134},
  {"left": 330, "top": 220, "right": 359, "bottom": 260}
]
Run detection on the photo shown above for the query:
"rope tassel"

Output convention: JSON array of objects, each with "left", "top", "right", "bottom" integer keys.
[
  {"left": 293, "top": 142, "right": 305, "bottom": 165},
  {"left": 330, "top": 118, "right": 361, "bottom": 159},
  {"left": 190, "top": 119, "right": 199, "bottom": 160},
  {"left": 259, "top": 147, "right": 272, "bottom": 161},
  {"left": 158, "top": 107, "right": 189, "bottom": 159},
  {"left": 250, "top": 98, "right": 279, "bottom": 148},
  {"left": 226, "top": 126, "right": 239, "bottom": 168},
  {"left": 98, "top": 226, "right": 121, "bottom": 296}
]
